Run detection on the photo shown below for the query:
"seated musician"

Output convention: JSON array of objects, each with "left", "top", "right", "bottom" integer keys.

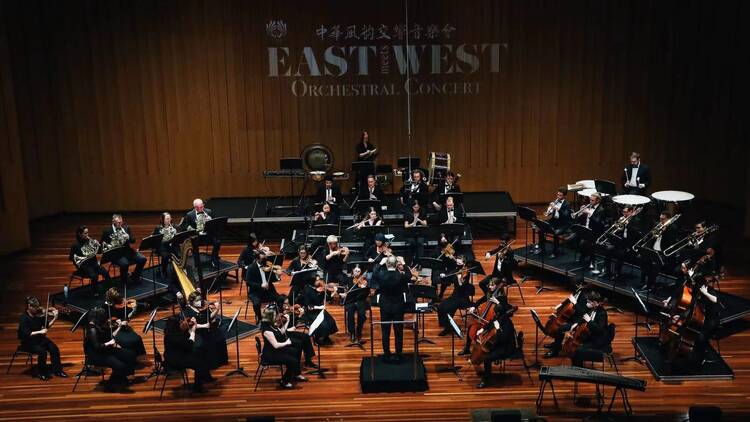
[
  {"left": 569, "top": 291, "right": 609, "bottom": 367},
  {"left": 180, "top": 198, "right": 221, "bottom": 268},
  {"left": 84, "top": 307, "right": 138, "bottom": 390},
  {"left": 163, "top": 315, "right": 214, "bottom": 393},
  {"left": 365, "top": 233, "right": 391, "bottom": 262},
  {"left": 404, "top": 199, "right": 428, "bottom": 262},
  {"left": 69, "top": 225, "right": 110, "bottom": 296},
  {"left": 18, "top": 297, "right": 66, "bottom": 381},
  {"left": 432, "top": 171, "right": 461, "bottom": 211},
  {"left": 246, "top": 248, "right": 281, "bottom": 324},
  {"left": 570, "top": 193, "right": 606, "bottom": 267},
  {"left": 104, "top": 287, "right": 147, "bottom": 365},
  {"left": 260, "top": 307, "right": 305, "bottom": 389},
  {"left": 313, "top": 202, "right": 340, "bottom": 226},
  {"left": 323, "top": 235, "right": 349, "bottom": 286},
  {"left": 237, "top": 233, "right": 260, "bottom": 281},
  {"left": 601, "top": 206, "right": 643, "bottom": 281},
  {"left": 683, "top": 221, "right": 720, "bottom": 271},
  {"left": 621, "top": 152, "right": 651, "bottom": 195},
  {"left": 184, "top": 291, "right": 228, "bottom": 369},
  {"left": 100, "top": 214, "right": 147, "bottom": 283},
  {"left": 432, "top": 238, "right": 459, "bottom": 301},
  {"left": 358, "top": 175, "right": 384, "bottom": 202},
  {"left": 638, "top": 211, "right": 679, "bottom": 291},
  {"left": 438, "top": 196, "right": 465, "bottom": 225},
  {"left": 315, "top": 175, "right": 342, "bottom": 205},
  {"left": 400, "top": 169, "right": 429, "bottom": 209},
  {"left": 153, "top": 212, "right": 179, "bottom": 278},
  {"left": 535, "top": 188, "right": 572, "bottom": 258},
  {"left": 300, "top": 279, "right": 338, "bottom": 345},
  {"left": 459, "top": 278, "right": 509, "bottom": 356},
  {"left": 437, "top": 255, "right": 473, "bottom": 336},
  {"left": 544, "top": 290, "right": 591, "bottom": 358},
  {"left": 274, "top": 295, "right": 319, "bottom": 369},
  {"left": 286, "top": 246, "right": 318, "bottom": 302},
  {"left": 340, "top": 266, "right": 370, "bottom": 344},
  {"left": 479, "top": 236, "right": 517, "bottom": 295},
  {"left": 473, "top": 299, "right": 518, "bottom": 389},
  {"left": 357, "top": 207, "right": 383, "bottom": 229}
]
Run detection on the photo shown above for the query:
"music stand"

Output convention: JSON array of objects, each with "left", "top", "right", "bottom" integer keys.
[
  {"left": 343, "top": 287, "right": 370, "bottom": 350},
  {"left": 225, "top": 308, "right": 249, "bottom": 377},
  {"left": 528, "top": 309, "right": 547, "bottom": 368},
  {"left": 101, "top": 245, "right": 129, "bottom": 279},
  {"left": 139, "top": 233, "right": 164, "bottom": 279},
  {"left": 532, "top": 219, "right": 555, "bottom": 297},
  {"left": 352, "top": 160, "right": 376, "bottom": 191},
  {"left": 169, "top": 229, "right": 198, "bottom": 250},
  {"left": 142, "top": 308, "right": 161, "bottom": 379},
  {"left": 397, "top": 156, "right": 420, "bottom": 171},
  {"left": 620, "top": 288, "right": 650, "bottom": 366},
  {"left": 355, "top": 224, "right": 385, "bottom": 241},
  {"left": 594, "top": 179, "right": 617, "bottom": 197},
  {"left": 203, "top": 216, "right": 228, "bottom": 238},
  {"left": 354, "top": 199, "right": 381, "bottom": 217},
  {"left": 410, "top": 284, "right": 438, "bottom": 345},
  {"left": 439, "top": 223, "right": 465, "bottom": 237},
  {"left": 312, "top": 224, "right": 339, "bottom": 237},
  {"left": 516, "top": 206, "right": 537, "bottom": 263},
  {"left": 307, "top": 310, "right": 328, "bottom": 378},
  {"left": 436, "top": 313, "right": 463, "bottom": 379},
  {"left": 72, "top": 310, "right": 89, "bottom": 333}
]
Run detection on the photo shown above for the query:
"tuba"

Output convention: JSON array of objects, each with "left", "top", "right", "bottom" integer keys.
[{"left": 74, "top": 239, "right": 100, "bottom": 266}]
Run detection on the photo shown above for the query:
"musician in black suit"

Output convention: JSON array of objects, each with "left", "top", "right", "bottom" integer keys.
[
  {"left": 544, "top": 290, "right": 594, "bottom": 358},
  {"left": 153, "top": 212, "right": 180, "bottom": 279},
  {"left": 601, "top": 206, "right": 643, "bottom": 281},
  {"left": 638, "top": 211, "right": 679, "bottom": 290},
  {"left": 315, "top": 175, "right": 342, "bottom": 205},
  {"left": 437, "top": 256, "right": 473, "bottom": 336},
  {"left": 374, "top": 256, "right": 410, "bottom": 362},
  {"left": 536, "top": 188, "right": 573, "bottom": 258},
  {"left": 437, "top": 196, "right": 465, "bottom": 225},
  {"left": 400, "top": 169, "right": 429, "bottom": 209},
  {"left": 432, "top": 171, "right": 461, "bottom": 211},
  {"left": 69, "top": 225, "right": 110, "bottom": 295},
  {"left": 403, "top": 199, "right": 428, "bottom": 262},
  {"left": 621, "top": 152, "right": 651, "bottom": 195},
  {"left": 100, "top": 214, "right": 146, "bottom": 283},
  {"left": 357, "top": 175, "right": 385, "bottom": 201},
  {"left": 570, "top": 193, "right": 607, "bottom": 267},
  {"left": 180, "top": 198, "right": 221, "bottom": 267},
  {"left": 245, "top": 249, "right": 280, "bottom": 323},
  {"left": 570, "top": 292, "right": 609, "bottom": 367},
  {"left": 683, "top": 221, "right": 720, "bottom": 269},
  {"left": 479, "top": 236, "right": 517, "bottom": 295},
  {"left": 475, "top": 300, "right": 518, "bottom": 389}
]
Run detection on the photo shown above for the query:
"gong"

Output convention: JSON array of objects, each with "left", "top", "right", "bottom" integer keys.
[{"left": 301, "top": 144, "right": 334, "bottom": 172}]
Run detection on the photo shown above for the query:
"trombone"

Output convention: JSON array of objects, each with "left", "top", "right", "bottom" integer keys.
[
  {"left": 632, "top": 213, "right": 681, "bottom": 252},
  {"left": 596, "top": 207, "right": 642, "bottom": 246},
  {"left": 663, "top": 224, "right": 719, "bottom": 257}
]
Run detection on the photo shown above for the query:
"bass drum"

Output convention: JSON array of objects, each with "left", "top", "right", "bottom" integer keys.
[{"left": 301, "top": 144, "right": 334, "bottom": 173}]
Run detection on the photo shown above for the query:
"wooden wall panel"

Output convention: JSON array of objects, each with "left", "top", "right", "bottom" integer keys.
[{"left": 0, "top": 0, "right": 746, "bottom": 218}]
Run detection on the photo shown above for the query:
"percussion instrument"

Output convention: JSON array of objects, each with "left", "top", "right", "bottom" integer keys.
[
  {"left": 428, "top": 152, "right": 451, "bottom": 185},
  {"left": 651, "top": 190, "right": 695, "bottom": 203},
  {"left": 309, "top": 170, "right": 325, "bottom": 181},
  {"left": 612, "top": 194, "right": 651, "bottom": 206},
  {"left": 301, "top": 144, "right": 334, "bottom": 172},
  {"left": 331, "top": 171, "right": 348, "bottom": 180}
]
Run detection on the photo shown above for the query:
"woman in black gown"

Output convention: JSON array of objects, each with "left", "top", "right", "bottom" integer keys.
[
  {"left": 104, "top": 287, "right": 147, "bottom": 364},
  {"left": 300, "top": 279, "right": 338, "bottom": 345},
  {"left": 163, "top": 315, "right": 214, "bottom": 393},
  {"left": 183, "top": 291, "right": 228, "bottom": 369},
  {"left": 260, "top": 307, "right": 305, "bottom": 389},
  {"left": 84, "top": 307, "right": 138, "bottom": 390}
]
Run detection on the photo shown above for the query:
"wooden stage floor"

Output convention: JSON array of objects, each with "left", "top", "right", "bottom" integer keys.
[{"left": 1, "top": 214, "right": 749, "bottom": 421}]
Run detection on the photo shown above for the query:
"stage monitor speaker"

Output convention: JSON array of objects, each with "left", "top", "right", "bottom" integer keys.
[
  {"left": 689, "top": 406, "right": 722, "bottom": 422},
  {"left": 246, "top": 417, "right": 274, "bottom": 422},
  {"left": 490, "top": 410, "right": 522, "bottom": 422}
]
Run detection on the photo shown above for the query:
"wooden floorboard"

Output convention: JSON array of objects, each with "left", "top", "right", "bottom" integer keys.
[{"left": 0, "top": 214, "right": 749, "bottom": 421}]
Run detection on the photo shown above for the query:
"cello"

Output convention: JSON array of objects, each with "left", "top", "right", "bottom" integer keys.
[
  {"left": 544, "top": 290, "right": 582, "bottom": 336},
  {"left": 467, "top": 278, "right": 505, "bottom": 343},
  {"left": 469, "top": 305, "right": 518, "bottom": 368}
]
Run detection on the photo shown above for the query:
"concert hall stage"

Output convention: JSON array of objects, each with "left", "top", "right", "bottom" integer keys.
[
  {"left": 634, "top": 336, "right": 734, "bottom": 381},
  {"left": 514, "top": 245, "right": 750, "bottom": 325}
]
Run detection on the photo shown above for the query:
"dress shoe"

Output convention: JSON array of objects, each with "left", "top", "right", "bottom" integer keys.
[
  {"left": 304, "top": 361, "right": 319, "bottom": 369},
  {"left": 279, "top": 380, "right": 293, "bottom": 389},
  {"left": 295, "top": 375, "right": 308, "bottom": 382},
  {"left": 457, "top": 348, "right": 471, "bottom": 356},
  {"left": 544, "top": 350, "right": 559, "bottom": 359},
  {"left": 549, "top": 253, "right": 556, "bottom": 259},
  {"left": 53, "top": 370, "right": 68, "bottom": 378},
  {"left": 543, "top": 343, "right": 554, "bottom": 350},
  {"left": 37, "top": 373, "right": 51, "bottom": 381},
  {"left": 477, "top": 379, "right": 490, "bottom": 389},
  {"left": 438, "top": 328, "right": 452, "bottom": 337},
  {"left": 192, "top": 383, "right": 207, "bottom": 393}
]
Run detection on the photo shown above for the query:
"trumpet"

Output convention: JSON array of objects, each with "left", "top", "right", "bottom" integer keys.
[
  {"left": 596, "top": 207, "right": 642, "bottom": 246},
  {"left": 571, "top": 203, "right": 593, "bottom": 219},
  {"left": 545, "top": 199, "right": 561, "bottom": 217},
  {"left": 632, "top": 213, "right": 681, "bottom": 252},
  {"left": 663, "top": 224, "right": 719, "bottom": 257}
]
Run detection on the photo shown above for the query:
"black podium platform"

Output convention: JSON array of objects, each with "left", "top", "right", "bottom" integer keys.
[
  {"left": 360, "top": 354, "right": 428, "bottom": 393},
  {"left": 633, "top": 336, "right": 734, "bottom": 381}
]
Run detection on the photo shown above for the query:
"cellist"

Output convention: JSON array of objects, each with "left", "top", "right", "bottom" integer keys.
[
  {"left": 544, "top": 290, "right": 590, "bottom": 358},
  {"left": 567, "top": 291, "right": 609, "bottom": 367},
  {"left": 458, "top": 277, "right": 509, "bottom": 356},
  {"left": 472, "top": 299, "right": 518, "bottom": 389}
]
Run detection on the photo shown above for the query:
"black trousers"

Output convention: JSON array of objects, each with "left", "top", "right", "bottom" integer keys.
[
  {"left": 113, "top": 251, "right": 147, "bottom": 281},
  {"left": 604, "top": 243, "right": 627, "bottom": 275},
  {"left": 247, "top": 285, "right": 279, "bottom": 322},
  {"left": 380, "top": 308, "right": 404, "bottom": 356},
  {"left": 80, "top": 262, "right": 111, "bottom": 286},
  {"left": 288, "top": 331, "right": 315, "bottom": 363},
  {"left": 482, "top": 348, "right": 514, "bottom": 378},
  {"left": 437, "top": 295, "right": 471, "bottom": 328},
  {"left": 264, "top": 347, "right": 301, "bottom": 384},
  {"left": 345, "top": 301, "right": 368, "bottom": 338},
  {"left": 549, "top": 322, "right": 574, "bottom": 352},
  {"left": 22, "top": 338, "right": 62, "bottom": 374},
  {"left": 479, "top": 267, "right": 514, "bottom": 295},
  {"left": 89, "top": 348, "right": 137, "bottom": 382},
  {"left": 571, "top": 344, "right": 606, "bottom": 367},
  {"left": 539, "top": 224, "right": 567, "bottom": 254},
  {"left": 166, "top": 352, "right": 211, "bottom": 385}
]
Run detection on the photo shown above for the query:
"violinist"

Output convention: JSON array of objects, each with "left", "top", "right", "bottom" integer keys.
[
  {"left": 357, "top": 207, "right": 383, "bottom": 229},
  {"left": 365, "top": 233, "right": 391, "bottom": 262},
  {"left": 286, "top": 246, "right": 318, "bottom": 302},
  {"left": 300, "top": 279, "right": 339, "bottom": 345},
  {"left": 324, "top": 235, "right": 349, "bottom": 287},
  {"left": 69, "top": 225, "right": 110, "bottom": 296},
  {"left": 18, "top": 296, "right": 66, "bottom": 380},
  {"left": 238, "top": 233, "right": 260, "bottom": 282},
  {"left": 153, "top": 212, "right": 179, "bottom": 278},
  {"left": 404, "top": 199, "right": 428, "bottom": 261},
  {"left": 568, "top": 291, "right": 609, "bottom": 367},
  {"left": 246, "top": 248, "right": 281, "bottom": 323},
  {"left": 341, "top": 266, "right": 369, "bottom": 344},
  {"left": 274, "top": 295, "right": 319, "bottom": 369},
  {"left": 544, "top": 290, "right": 594, "bottom": 358},
  {"left": 479, "top": 236, "right": 517, "bottom": 295},
  {"left": 373, "top": 256, "right": 410, "bottom": 362},
  {"left": 163, "top": 315, "right": 214, "bottom": 393},
  {"left": 313, "top": 202, "right": 340, "bottom": 226},
  {"left": 535, "top": 188, "right": 572, "bottom": 258},
  {"left": 260, "top": 306, "right": 305, "bottom": 389},
  {"left": 104, "top": 287, "right": 147, "bottom": 364},
  {"left": 459, "top": 278, "right": 509, "bottom": 356},
  {"left": 437, "top": 256, "right": 474, "bottom": 336},
  {"left": 432, "top": 171, "right": 461, "bottom": 211},
  {"left": 473, "top": 299, "right": 517, "bottom": 389},
  {"left": 84, "top": 307, "right": 138, "bottom": 390},
  {"left": 432, "top": 238, "right": 459, "bottom": 301},
  {"left": 184, "top": 291, "right": 229, "bottom": 369}
]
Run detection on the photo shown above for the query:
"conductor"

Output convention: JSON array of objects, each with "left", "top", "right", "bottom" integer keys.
[{"left": 374, "top": 256, "right": 409, "bottom": 362}]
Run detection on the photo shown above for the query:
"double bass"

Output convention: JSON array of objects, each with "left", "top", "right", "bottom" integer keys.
[{"left": 469, "top": 305, "right": 518, "bottom": 368}]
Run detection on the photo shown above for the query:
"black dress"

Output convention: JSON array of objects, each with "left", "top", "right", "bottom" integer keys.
[
  {"left": 84, "top": 323, "right": 137, "bottom": 383},
  {"left": 300, "top": 288, "right": 338, "bottom": 341},
  {"left": 164, "top": 328, "right": 210, "bottom": 383},
  {"left": 184, "top": 306, "right": 228, "bottom": 369},
  {"left": 260, "top": 321, "right": 301, "bottom": 384},
  {"left": 105, "top": 303, "right": 147, "bottom": 357}
]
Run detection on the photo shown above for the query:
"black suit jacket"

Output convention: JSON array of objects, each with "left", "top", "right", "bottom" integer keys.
[
  {"left": 549, "top": 200, "right": 572, "bottom": 227},
  {"left": 583, "top": 306, "right": 609, "bottom": 349},
  {"left": 375, "top": 268, "right": 409, "bottom": 313},
  {"left": 576, "top": 204, "right": 606, "bottom": 236},
  {"left": 621, "top": 164, "right": 651, "bottom": 191},
  {"left": 432, "top": 183, "right": 461, "bottom": 204},
  {"left": 438, "top": 206, "right": 465, "bottom": 225},
  {"left": 315, "top": 185, "right": 342, "bottom": 204},
  {"left": 401, "top": 181, "right": 429, "bottom": 205},
  {"left": 180, "top": 208, "right": 213, "bottom": 231},
  {"left": 358, "top": 185, "right": 385, "bottom": 201},
  {"left": 100, "top": 225, "right": 136, "bottom": 248},
  {"left": 245, "top": 262, "right": 278, "bottom": 292}
]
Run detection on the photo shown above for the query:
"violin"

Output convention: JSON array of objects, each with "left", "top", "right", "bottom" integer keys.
[{"left": 262, "top": 263, "right": 284, "bottom": 274}]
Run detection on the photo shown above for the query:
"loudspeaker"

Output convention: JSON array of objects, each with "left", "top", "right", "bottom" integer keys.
[
  {"left": 490, "top": 409, "right": 522, "bottom": 422},
  {"left": 689, "top": 406, "right": 722, "bottom": 422}
]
